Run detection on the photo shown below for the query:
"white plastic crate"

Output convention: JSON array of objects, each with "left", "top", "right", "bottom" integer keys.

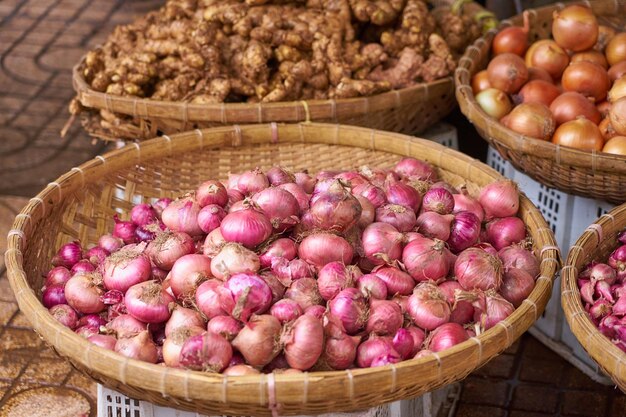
[
  {"left": 419, "top": 122, "right": 458, "bottom": 150},
  {"left": 486, "top": 146, "right": 615, "bottom": 384},
  {"left": 98, "top": 383, "right": 460, "bottom": 417}
]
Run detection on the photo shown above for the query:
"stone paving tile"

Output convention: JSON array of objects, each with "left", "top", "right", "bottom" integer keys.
[
  {"left": 0, "top": 327, "right": 43, "bottom": 352},
  {"left": 511, "top": 384, "right": 560, "bottom": 414},
  {"left": 0, "top": 302, "right": 18, "bottom": 327},
  {"left": 21, "top": 357, "right": 73, "bottom": 384},
  {"left": 561, "top": 390, "right": 609, "bottom": 417},
  {"left": 455, "top": 404, "right": 506, "bottom": 417},
  {"left": 472, "top": 353, "right": 516, "bottom": 379},
  {"left": 519, "top": 357, "right": 566, "bottom": 385},
  {"left": 460, "top": 377, "right": 510, "bottom": 407}
]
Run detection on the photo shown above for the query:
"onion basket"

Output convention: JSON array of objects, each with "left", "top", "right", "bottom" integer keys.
[
  {"left": 561, "top": 203, "right": 626, "bottom": 392},
  {"left": 455, "top": 0, "right": 626, "bottom": 204},
  {"left": 6, "top": 123, "right": 559, "bottom": 416}
]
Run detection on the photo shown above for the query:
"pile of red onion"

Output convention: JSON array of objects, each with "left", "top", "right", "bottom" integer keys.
[
  {"left": 41, "top": 158, "right": 540, "bottom": 374},
  {"left": 576, "top": 231, "right": 626, "bottom": 352}
]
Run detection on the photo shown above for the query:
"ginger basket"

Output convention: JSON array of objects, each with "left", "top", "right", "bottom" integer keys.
[
  {"left": 6, "top": 123, "right": 558, "bottom": 416},
  {"left": 71, "top": 0, "right": 494, "bottom": 143},
  {"left": 455, "top": 0, "right": 626, "bottom": 204},
  {"left": 561, "top": 204, "right": 626, "bottom": 392}
]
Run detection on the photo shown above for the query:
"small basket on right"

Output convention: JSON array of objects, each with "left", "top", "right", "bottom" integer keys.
[
  {"left": 561, "top": 203, "right": 626, "bottom": 392},
  {"left": 455, "top": 0, "right": 626, "bottom": 204}
]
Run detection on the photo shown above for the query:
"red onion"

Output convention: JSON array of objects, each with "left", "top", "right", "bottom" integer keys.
[
  {"left": 165, "top": 306, "right": 205, "bottom": 337},
  {"left": 231, "top": 314, "right": 281, "bottom": 367},
  {"left": 106, "top": 314, "right": 146, "bottom": 338},
  {"left": 285, "top": 278, "right": 323, "bottom": 310},
  {"left": 394, "top": 158, "right": 438, "bottom": 181},
  {"left": 438, "top": 280, "right": 474, "bottom": 325},
  {"left": 309, "top": 181, "right": 361, "bottom": 232},
  {"left": 392, "top": 328, "right": 414, "bottom": 359},
  {"left": 130, "top": 204, "right": 157, "bottom": 226},
  {"left": 102, "top": 248, "right": 151, "bottom": 293},
  {"left": 64, "top": 272, "right": 105, "bottom": 314},
  {"left": 500, "top": 267, "right": 535, "bottom": 307},
  {"left": 580, "top": 280, "right": 595, "bottom": 304},
  {"left": 152, "top": 197, "right": 172, "bottom": 217},
  {"left": 328, "top": 288, "right": 368, "bottom": 335},
  {"left": 472, "top": 290, "right": 515, "bottom": 330},
  {"left": 414, "top": 212, "right": 453, "bottom": 241},
  {"left": 366, "top": 299, "right": 403, "bottom": 335},
  {"left": 590, "top": 298, "right": 613, "bottom": 320},
  {"left": 406, "top": 326, "right": 426, "bottom": 357},
  {"left": 609, "top": 245, "right": 626, "bottom": 281},
  {"left": 112, "top": 215, "right": 137, "bottom": 244},
  {"left": 282, "top": 314, "right": 324, "bottom": 370},
  {"left": 498, "top": 245, "right": 540, "bottom": 278},
  {"left": 196, "top": 205, "right": 227, "bottom": 234},
  {"left": 78, "top": 314, "right": 107, "bottom": 329},
  {"left": 322, "top": 315, "right": 360, "bottom": 369},
  {"left": 146, "top": 231, "right": 194, "bottom": 270},
  {"left": 52, "top": 241, "right": 83, "bottom": 269},
  {"left": 298, "top": 233, "right": 354, "bottom": 269},
  {"left": 356, "top": 337, "right": 398, "bottom": 368},
  {"left": 203, "top": 228, "right": 226, "bottom": 258},
  {"left": 210, "top": 243, "right": 260, "bottom": 280},
  {"left": 407, "top": 282, "right": 451, "bottom": 330},
  {"left": 362, "top": 222, "right": 403, "bottom": 266},
  {"left": 168, "top": 254, "right": 211, "bottom": 299},
  {"left": 219, "top": 273, "right": 272, "bottom": 321},
  {"left": 115, "top": 330, "right": 158, "bottom": 363},
  {"left": 355, "top": 195, "right": 376, "bottom": 229},
  {"left": 270, "top": 299, "right": 303, "bottom": 323},
  {"left": 237, "top": 168, "right": 269, "bottom": 195},
  {"left": 259, "top": 238, "right": 298, "bottom": 268},
  {"left": 42, "top": 284, "right": 67, "bottom": 308},
  {"left": 75, "top": 325, "right": 99, "bottom": 338},
  {"left": 485, "top": 217, "right": 527, "bottom": 251},
  {"left": 312, "top": 178, "right": 338, "bottom": 197},
  {"left": 422, "top": 188, "right": 454, "bottom": 215},
  {"left": 266, "top": 166, "right": 295, "bottom": 186},
  {"left": 478, "top": 180, "right": 520, "bottom": 219},
  {"left": 49, "top": 304, "right": 79, "bottom": 329},
  {"left": 70, "top": 260, "right": 96, "bottom": 275},
  {"left": 162, "top": 196, "right": 203, "bottom": 236},
  {"left": 45, "top": 266, "right": 72, "bottom": 287},
  {"left": 448, "top": 211, "right": 481, "bottom": 253},
  {"left": 352, "top": 183, "right": 387, "bottom": 208},
  {"left": 452, "top": 189, "right": 485, "bottom": 222},
  {"left": 162, "top": 326, "right": 205, "bottom": 367},
  {"left": 124, "top": 281, "right": 174, "bottom": 324},
  {"left": 335, "top": 171, "right": 369, "bottom": 188},
  {"left": 294, "top": 172, "right": 316, "bottom": 193},
  {"left": 220, "top": 206, "right": 273, "bottom": 248},
  {"left": 402, "top": 236, "right": 451, "bottom": 283},
  {"left": 223, "top": 364, "right": 261, "bottom": 375},
  {"left": 260, "top": 271, "right": 286, "bottom": 304},
  {"left": 206, "top": 315, "right": 242, "bottom": 341},
  {"left": 358, "top": 167, "right": 393, "bottom": 187},
  {"left": 375, "top": 204, "right": 416, "bottom": 232},
  {"left": 427, "top": 323, "right": 469, "bottom": 352},
  {"left": 196, "top": 180, "right": 228, "bottom": 208},
  {"left": 391, "top": 294, "right": 409, "bottom": 313},
  {"left": 371, "top": 353, "right": 401, "bottom": 367},
  {"left": 595, "top": 280, "right": 615, "bottom": 303},
  {"left": 317, "top": 262, "right": 361, "bottom": 301},
  {"left": 84, "top": 246, "right": 109, "bottom": 266},
  {"left": 227, "top": 173, "right": 241, "bottom": 191},
  {"left": 385, "top": 178, "right": 421, "bottom": 212},
  {"left": 278, "top": 183, "right": 310, "bottom": 213},
  {"left": 271, "top": 258, "right": 314, "bottom": 285},
  {"left": 613, "top": 296, "right": 626, "bottom": 316},
  {"left": 455, "top": 248, "right": 503, "bottom": 291},
  {"left": 195, "top": 280, "right": 226, "bottom": 319},
  {"left": 357, "top": 274, "right": 388, "bottom": 299},
  {"left": 252, "top": 187, "right": 300, "bottom": 232},
  {"left": 373, "top": 266, "right": 415, "bottom": 296},
  {"left": 98, "top": 234, "right": 123, "bottom": 254},
  {"left": 599, "top": 315, "right": 621, "bottom": 338},
  {"left": 228, "top": 189, "right": 245, "bottom": 205},
  {"left": 305, "top": 305, "right": 326, "bottom": 319},
  {"left": 88, "top": 334, "right": 117, "bottom": 350},
  {"left": 179, "top": 331, "right": 232, "bottom": 372},
  {"left": 590, "top": 263, "right": 617, "bottom": 285}
]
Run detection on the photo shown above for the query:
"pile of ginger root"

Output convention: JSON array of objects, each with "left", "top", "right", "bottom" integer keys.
[{"left": 80, "top": 0, "right": 481, "bottom": 105}]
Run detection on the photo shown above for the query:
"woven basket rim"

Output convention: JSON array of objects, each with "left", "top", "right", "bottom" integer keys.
[
  {"left": 5, "top": 123, "right": 560, "bottom": 415},
  {"left": 454, "top": 0, "right": 626, "bottom": 173},
  {"left": 561, "top": 203, "right": 626, "bottom": 391}
]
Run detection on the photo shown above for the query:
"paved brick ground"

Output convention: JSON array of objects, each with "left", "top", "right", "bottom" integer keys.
[{"left": 0, "top": 1, "right": 625, "bottom": 417}]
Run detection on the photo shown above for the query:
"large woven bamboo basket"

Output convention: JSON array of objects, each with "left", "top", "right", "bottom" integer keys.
[
  {"left": 71, "top": 0, "right": 492, "bottom": 143},
  {"left": 561, "top": 204, "right": 626, "bottom": 392},
  {"left": 6, "top": 123, "right": 559, "bottom": 416},
  {"left": 455, "top": 0, "right": 626, "bottom": 204}
]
